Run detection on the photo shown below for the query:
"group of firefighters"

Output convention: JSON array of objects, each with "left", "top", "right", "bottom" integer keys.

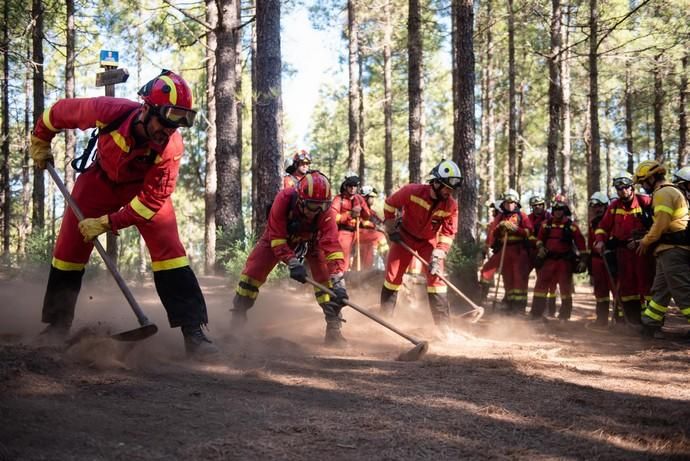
[{"left": 30, "top": 69, "right": 689, "bottom": 360}]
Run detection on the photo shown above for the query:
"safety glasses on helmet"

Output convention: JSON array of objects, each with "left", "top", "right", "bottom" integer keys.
[
  {"left": 612, "top": 178, "right": 633, "bottom": 189},
  {"left": 303, "top": 200, "right": 331, "bottom": 212},
  {"left": 588, "top": 200, "right": 605, "bottom": 207},
  {"left": 441, "top": 177, "right": 462, "bottom": 189},
  {"left": 155, "top": 105, "right": 197, "bottom": 128}
]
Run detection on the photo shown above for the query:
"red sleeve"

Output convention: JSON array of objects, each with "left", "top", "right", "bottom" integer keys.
[
  {"left": 436, "top": 200, "right": 458, "bottom": 253},
  {"left": 383, "top": 186, "right": 411, "bottom": 220},
  {"left": 572, "top": 223, "right": 587, "bottom": 252},
  {"left": 355, "top": 195, "right": 372, "bottom": 220},
  {"left": 317, "top": 209, "right": 346, "bottom": 274},
  {"left": 594, "top": 202, "right": 615, "bottom": 243},
  {"left": 331, "top": 195, "right": 349, "bottom": 226},
  {"left": 108, "top": 133, "right": 183, "bottom": 231},
  {"left": 265, "top": 190, "right": 297, "bottom": 263},
  {"left": 486, "top": 216, "right": 500, "bottom": 247},
  {"left": 515, "top": 212, "right": 533, "bottom": 238}
]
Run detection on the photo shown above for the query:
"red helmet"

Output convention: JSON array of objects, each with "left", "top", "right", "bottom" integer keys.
[
  {"left": 138, "top": 70, "right": 196, "bottom": 128},
  {"left": 551, "top": 194, "right": 571, "bottom": 215},
  {"left": 292, "top": 149, "right": 312, "bottom": 164},
  {"left": 297, "top": 171, "right": 332, "bottom": 212}
]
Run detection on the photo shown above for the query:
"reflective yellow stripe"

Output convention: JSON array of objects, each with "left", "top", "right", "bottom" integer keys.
[
  {"left": 545, "top": 292, "right": 557, "bottom": 299},
  {"left": 614, "top": 207, "right": 641, "bottom": 215},
  {"left": 151, "top": 256, "right": 189, "bottom": 271},
  {"left": 648, "top": 299, "right": 668, "bottom": 312},
  {"left": 643, "top": 309, "right": 663, "bottom": 321},
  {"left": 42, "top": 107, "right": 58, "bottom": 132},
  {"left": 438, "top": 235, "right": 453, "bottom": 245},
  {"left": 158, "top": 75, "right": 178, "bottom": 105},
  {"left": 620, "top": 295, "right": 640, "bottom": 302},
  {"left": 533, "top": 292, "right": 548, "bottom": 298},
  {"left": 594, "top": 229, "right": 607, "bottom": 235},
  {"left": 410, "top": 195, "right": 430, "bottom": 210},
  {"left": 595, "top": 297, "right": 610, "bottom": 302},
  {"left": 673, "top": 206, "right": 688, "bottom": 218},
  {"left": 383, "top": 280, "right": 401, "bottom": 291},
  {"left": 433, "top": 210, "right": 451, "bottom": 218},
  {"left": 507, "top": 236, "right": 523, "bottom": 241},
  {"left": 271, "top": 238, "right": 287, "bottom": 248},
  {"left": 109, "top": 130, "right": 130, "bottom": 153},
  {"left": 326, "top": 251, "right": 344, "bottom": 261},
  {"left": 654, "top": 205, "right": 674, "bottom": 216},
  {"left": 680, "top": 306, "right": 690, "bottom": 317},
  {"left": 239, "top": 274, "right": 263, "bottom": 287},
  {"left": 52, "top": 257, "right": 85, "bottom": 271},
  {"left": 384, "top": 202, "right": 396, "bottom": 213},
  {"left": 236, "top": 286, "right": 259, "bottom": 299},
  {"left": 426, "top": 285, "right": 447, "bottom": 293},
  {"left": 95, "top": 120, "right": 106, "bottom": 128},
  {"left": 130, "top": 196, "right": 155, "bottom": 220},
  {"left": 335, "top": 213, "right": 342, "bottom": 221}
]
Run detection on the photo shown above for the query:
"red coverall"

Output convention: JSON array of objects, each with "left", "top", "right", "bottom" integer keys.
[
  {"left": 527, "top": 210, "right": 551, "bottom": 272},
  {"left": 332, "top": 193, "right": 371, "bottom": 271},
  {"left": 233, "top": 187, "right": 346, "bottom": 325},
  {"left": 531, "top": 217, "right": 586, "bottom": 320},
  {"left": 480, "top": 211, "right": 533, "bottom": 313},
  {"left": 594, "top": 194, "right": 654, "bottom": 324},
  {"left": 380, "top": 184, "right": 458, "bottom": 327},
  {"left": 588, "top": 215, "right": 613, "bottom": 324},
  {"left": 282, "top": 173, "right": 303, "bottom": 189},
  {"left": 34, "top": 97, "right": 207, "bottom": 329},
  {"left": 358, "top": 209, "right": 387, "bottom": 270}
]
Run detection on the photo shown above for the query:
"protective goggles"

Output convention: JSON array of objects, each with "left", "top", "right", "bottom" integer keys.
[
  {"left": 588, "top": 200, "right": 606, "bottom": 207},
  {"left": 552, "top": 204, "right": 567, "bottom": 210},
  {"left": 440, "top": 177, "right": 462, "bottom": 189},
  {"left": 612, "top": 178, "right": 633, "bottom": 188},
  {"left": 154, "top": 105, "right": 197, "bottom": 128},
  {"left": 303, "top": 200, "right": 331, "bottom": 213}
]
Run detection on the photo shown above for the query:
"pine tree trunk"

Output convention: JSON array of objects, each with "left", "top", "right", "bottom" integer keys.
[
  {"left": 64, "top": 0, "right": 76, "bottom": 192},
  {"left": 205, "top": 0, "right": 218, "bottom": 273},
  {"left": 20, "top": 47, "right": 31, "bottom": 254},
  {"left": 347, "top": 0, "right": 360, "bottom": 173},
  {"left": 653, "top": 54, "right": 664, "bottom": 162},
  {"left": 679, "top": 55, "right": 689, "bottom": 167},
  {"left": 560, "top": 5, "right": 573, "bottom": 201},
  {"left": 408, "top": 0, "right": 423, "bottom": 183},
  {"left": 452, "top": 0, "right": 478, "bottom": 299},
  {"left": 1, "top": 0, "right": 9, "bottom": 254},
  {"left": 507, "top": 0, "right": 517, "bottom": 190},
  {"left": 253, "top": 0, "right": 283, "bottom": 238},
  {"left": 215, "top": 0, "right": 244, "bottom": 248},
  {"left": 358, "top": 43, "right": 365, "bottom": 182},
  {"left": 383, "top": 0, "right": 393, "bottom": 196},
  {"left": 588, "top": 0, "right": 601, "bottom": 199},
  {"left": 32, "top": 0, "right": 45, "bottom": 232},
  {"left": 481, "top": 0, "right": 496, "bottom": 221},
  {"left": 625, "top": 70, "right": 634, "bottom": 173},
  {"left": 546, "top": 0, "right": 562, "bottom": 203}
]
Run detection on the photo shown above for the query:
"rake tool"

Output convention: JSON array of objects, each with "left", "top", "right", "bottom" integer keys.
[
  {"left": 47, "top": 163, "right": 158, "bottom": 342},
  {"left": 491, "top": 236, "right": 509, "bottom": 313}
]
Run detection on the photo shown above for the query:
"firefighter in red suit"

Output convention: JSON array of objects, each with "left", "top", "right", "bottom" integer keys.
[
  {"left": 479, "top": 189, "right": 533, "bottom": 314},
  {"left": 282, "top": 149, "right": 311, "bottom": 189},
  {"left": 380, "top": 160, "right": 460, "bottom": 334},
  {"left": 587, "top": 192, "right": 613, "bottom": 327},
  {"left": 230, "top": 171, "right": 350, "bottom": 346},
  {"left": 530, "top": 195, "right": 587, "bottom": 321},
  {"left": 593, "top": 172, "right": 654, "bottom": 325},
  {"left": 358, "top": 186, "right": 387, "bottom": 270},
  {"left": 29, "top": 70, "right": 216, "bottom": 356},
  {"left": 332, "top": 175, "right": 372, "bottom": 272},
  {"left": 527, "top": 196, "right": 550, "bottom": 268}
]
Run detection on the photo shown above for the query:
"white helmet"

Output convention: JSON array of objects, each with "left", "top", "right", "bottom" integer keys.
[
  {"left": 588, "top": 191, "right": 609, "bottom": 207},
  {"left": 612, "top": 171, "right": 634, "bottom": 188},
  {"left": 430, "top": 159, "right": 462, "bottom": 189},
  {"left": 361, "top": 185, "right": 378, "bottom": 197},
  {"left": 672, "top": 166, "right": 690, "bottom": 185},
  {"left": 501, "top": 188, "right": 520, "bottom": 204}
]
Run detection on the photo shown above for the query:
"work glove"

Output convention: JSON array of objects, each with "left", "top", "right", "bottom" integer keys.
[
  {"left": 384, "top": 219, "right": 401, "bottom": 243},
  {"left": 287, "top": 257, "right": 307, "bottom": 283},
  {"left": 30, "top": 134, "right": 53, "bottom": 170},
  {"left": 330, "top": 273, "right": 349, "bottom": 307},
  {"left": 536, "top": 243, "right": 548, "bottom": 260},
  {"left": 575, "top": 259, "right": 588, "bottom": 274},
  {"left": 78, "top": 215, "right": 110, "bottom": 242},
  {"left": 428, "top": 248, "right": 446, "bottom": 276},
  {"left": 499, "top": 220, "right": 518, "bottom": 232},
  {"left": 350, "top": 206, "right": 361, "bottom": 219}
]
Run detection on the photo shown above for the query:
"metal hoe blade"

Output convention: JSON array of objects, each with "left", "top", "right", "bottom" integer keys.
[{"left": 110, "top": 323, "right": 159, "bottom": 342}]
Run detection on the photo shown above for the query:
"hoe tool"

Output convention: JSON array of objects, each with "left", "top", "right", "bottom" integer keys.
[
  {"left": 47, "top": 164, "right": 158, "bottom": 342},
  {"left": 305, "top": 277, "right": 429, "bottom": 361},
  {"left": 491, "top": 236, "right": 508, "bottom": 313}
]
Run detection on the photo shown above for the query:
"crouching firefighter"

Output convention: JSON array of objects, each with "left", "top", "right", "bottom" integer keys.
[
  {"left": 30, "top": 70, "right": 216, "bottom": 357},
  {"left": 230, "top": 171, "right": 350, "bottom": 347},
  {"left": 380, "top": 159, "right": 460, "bottom": 336},
  {"left": 530, "top": 195, "right": 587, "bottom": 321}
]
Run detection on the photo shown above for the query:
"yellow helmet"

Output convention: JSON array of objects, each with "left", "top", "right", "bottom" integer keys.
[{"left": 633, "top": 160, "right": 666, "bottom": 184}]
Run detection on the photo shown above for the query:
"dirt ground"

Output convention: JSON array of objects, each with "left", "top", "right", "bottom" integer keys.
[{"left": 1, "top": 267, "right": 689, "bottom": 461}]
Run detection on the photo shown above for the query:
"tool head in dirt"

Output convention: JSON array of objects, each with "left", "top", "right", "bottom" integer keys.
[
  {"left": 396, "top": 341, "right": 429, "bottom": 362},
  {"left": 110, "top": 323, "right": 159, "bottom": 342},
  {"left": 458, "top": 306, "right": 485, "bottom": 324}
]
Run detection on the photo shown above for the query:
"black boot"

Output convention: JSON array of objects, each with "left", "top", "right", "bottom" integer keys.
[
  {"left": 530, "top": 296, "right": 547, "bottom": 319},
  {"left": 41, "top": 266, "right": 85, "bottom": 329},
  {"left": 154, "top": 266, "right": 208, "bottom": 328},
  {"left": 595, "top": 300, "right": 610, "bottom": 326},
  {"left": 479, "top": 281, "right": 491, "bottom": 307},
  {"left": 559, "top": 297, "right": 573, "bottom": 321},
  {"left": 547, "top": 297, "right": 557, "bottom": 317},
  {"left": 182, "top": 325, "right": 219, "bottom": 357},
  {"left": 380, "top": 286, "right": 398, "bottom": 317},
  {"left": 622, "top": 300, "right": 642, "bottom": 325},
  {"left": 324, "top": 317, "right": 347, "bottom": 347}
]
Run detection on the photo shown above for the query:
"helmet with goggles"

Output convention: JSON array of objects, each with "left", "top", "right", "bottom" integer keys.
[
  {"left": 138, "top": 70, "right": 196, "bottom": 128},
  {"left": 298, "top": 171, "right": 332, "bottom": 213},
  {"left": 361, "top": 185, "right": 378, "bottom": 198},
  {"left": 672, "top": 166, "right": 690, "bottom": 185},
  {"left": 430, "top": 159, "right": 462, "bottom": 189},
  {"left": 529, "top": 195, "right": 545, "bottom": 207},
  {"left": 292, "top": 149, "right": 312, "bottom": 165},
  {"left": 501, "top": 189, "right": 520, "bottom": 204},
  {"left": 588, "top": 191, "right": 609, "bottom": 207},
  {"left": 551, "top": 194, "right": 572, "bottom": 215},
  {"left": 612, "top": 171, "right": 633, "bottom": 188},
  {"left": 340, "top": 175, "right": 361, "bottom": 193}
]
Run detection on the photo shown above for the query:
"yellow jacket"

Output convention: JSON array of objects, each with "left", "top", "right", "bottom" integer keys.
[{"left": 641, "top": 181, "right": 690, "bottom": 254}]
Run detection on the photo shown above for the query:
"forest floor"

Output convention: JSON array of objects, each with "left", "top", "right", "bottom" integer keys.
[{"left": 1, "top": 266, "right": 689, "bottom": 460}]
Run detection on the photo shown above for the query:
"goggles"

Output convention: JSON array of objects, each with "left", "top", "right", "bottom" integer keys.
[
  {"left": 615, "top": 184, "right": 633, "bottom": 191},
  {"left": 303, "top": 200, "right": 331, "bottom": 213},
  {"left": 154, "top": 105, "right": 197, "bottom": 128},
  {"left": 588, "top": 200, "right": 606, "bottom": 207},
  {"left": 612, "top": 178, "right": 633, "bottom": 188},
  {"left": 441, "top": 177, "right": 462, "bottom": 189},
  {"left": 552, "top": 204, "right": 567, "bottom": 211}
]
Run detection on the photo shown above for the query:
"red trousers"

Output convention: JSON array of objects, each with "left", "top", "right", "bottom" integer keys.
[
  {"left": 616, "top": 247, "right": 654, "bottom": 304},
  {"left": 534, "top": 258, "right": 573, "bottom": 299},
  {"left": 383, "top": 237, "right": 445, "bottom": 293},
  {"left": 590, "top": 255, "right": 611, "bottom": 302},
  {"left": 337, "top": 229, "right": 355, "bottom": 272},
  {"left": 480, "top": 243, "right": 529, "bottom": 305},
  {"left": 358, "top": 228, "right": 386, "bottom": 270}
]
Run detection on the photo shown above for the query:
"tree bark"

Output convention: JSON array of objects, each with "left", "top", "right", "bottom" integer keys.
[
  {"left": 679, "top": 54, "right": 689, "bottom": 167},
  {"left": 205, "top": 0, "right": 218, "bottom": 273},
  {"left": 253, "top": 0, "right": 283, "bottom": 238},
  {"left": 408, "top": 0, "right": 423, "bottom": 183},
  {"left": 1, "top": 0, "right": 9, "bottom": 254},
  {"left": 588, "top": 0, "right": 601, "bottom": 199},
  {"left": 560, "top": 4, "right": 573, "bottom": 201},
  {"left": 383, "top": 0, "right": 393, "bottom": 195},
  {"left": 32, "top": 0, "right": 45, "bottom": 232},
  {"left": 480, "top": 0, "right": 496, "bottom": 220},
  {"left": 625, "top": 69, "right": 634, "bottom": 173},
  {"left": 546, "top": 0, "right": 562, "bottom": 203},
  {"left": 347, "top": 0, "right": 360, "bottom": 173},
  {"left": 507, "top": 0, "right": 517, "bottom": 190},
  {"left": 452, "top": 0, "right": 478, "bottom": 298},
  {"left": 215, "top": 0, "right": 244, "bottom": 247},
  {"left": 64, "top": 0, "right": 76, "bottom": 193},
  {"left": 653, "top": 54, "right": 664, "bottom": 162},
  {"left": 357, "top": 43, "right": 365, "bottom": 182}
]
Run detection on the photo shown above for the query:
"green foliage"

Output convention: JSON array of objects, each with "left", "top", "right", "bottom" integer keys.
[
  {"left": 218, "top": 231, "right": 288, "bottom": 286},
  {"left": 446, "top": 238, "right": 481, "bottom": 280},
  {"left": 23, "top": 229, "right": 53, "bottom": 266}
]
